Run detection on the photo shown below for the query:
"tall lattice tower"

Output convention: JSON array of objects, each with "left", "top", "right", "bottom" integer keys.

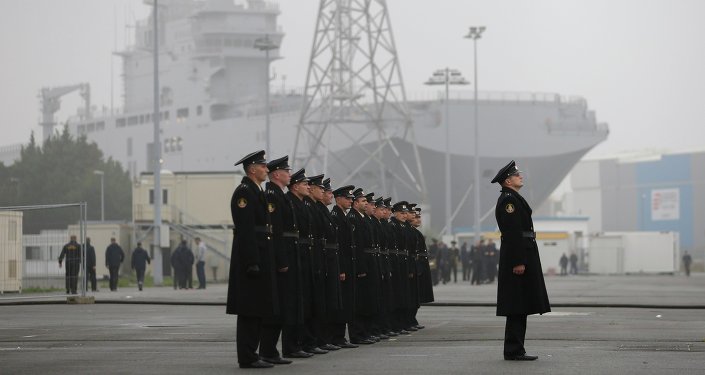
[{"left": 293, "top": 0, "right": 427, "bottom": 201}]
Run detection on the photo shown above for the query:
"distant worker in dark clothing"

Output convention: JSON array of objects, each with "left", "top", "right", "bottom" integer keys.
[
  {"left": 471, "top": 239, "right": 485, "bottom": 285},
  {"left": 194, "top": 237, "right": 207, "bottom": 289},
  {"left": 460, "top": 242, "right": 470, "bottom": 281},
  {"left": 682, "top": 251, "right": 692, "bottom": 277},
  {"left": 171, "top": 245, "right": 183, "bottom": 290},
  {"left": 439, "top": 242, "right": 451, "bottom": 284},
  {"left": 131, "top": 242, "right": 151, "bottom": 291},
  {"left": 450, "top": 241, "right": 460, "bottom": 283},
  {"left": 559, "top": 253, "right": 568, "bottom": 276},
  {"left": 172, "top": 240, "right": 193, "bottom": 289},
  {"left": 428, "top": 239, "right": 440, "bottom": 285},
  {"left": 85, "top": 237, "right": 97, "bottom": 292},
  {"left": 58, "top": 235, "right": 82, "bottom": 295},
  {"left": 487, "top": 239, "right": 499, "bottom": 283},
  {"left": 183, "top": 242, "right": 195, "bottom": 289},
  {"left": 569, "top": 253, "right": 578, "bottom": 275},
  {"left": 105, "top": 238, "right": 125, "bottom": 291}
]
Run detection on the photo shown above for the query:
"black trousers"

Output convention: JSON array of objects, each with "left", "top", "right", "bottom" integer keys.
[
  {"left": 504, "top": 315, "right": 527, "bottom": 356},
  {"left": 135, "top": 268, "right": 146, "bottom": 284},
  {"left": 282, "top": 324, "right": 303, "bottom": 355},
  {"left": 196, "top": 261, "right": 206, "bottom": 288},
  {"left": 462, "top": 263, "right": 471, "bottom": 281},
  {"left": 64, "top": 262, "right": 80, "bottom": 294},
  {"left": 237, "top": 315, "right": 262, "bottom": 365},
  {"left": 330, "top": 322, "right": 349, "bottom": 345},
  {"left": 108, "top": 265, "right": 120, "bottom": 291},
  {"left": 260, "top": 323, "right": 282, "bottom": 358},
  {"left": 87, "top": 267, "right": 97, "bottom": 291}
]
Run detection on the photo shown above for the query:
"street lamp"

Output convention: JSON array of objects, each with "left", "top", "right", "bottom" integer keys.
[
  {"left": 254, "top": 34, "right": 279, "bottom": 156},
  {"left": 465, "top": 26, "right": 486, "bottom": 244},
  {"left": 425, "top": 68, "right": 469, "bottom": 236},
  {"left": 93, "top": 170, "right": 105, "bottom": 222}
]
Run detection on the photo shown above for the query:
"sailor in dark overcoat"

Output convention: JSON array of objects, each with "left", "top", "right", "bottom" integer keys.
[
  {"left": 372, "top": 197, "right": 396, "bottom": 337},
  {"left": 347, "top": 188, "right": 379, "bottom": 344},
  {"left": 259, "top": 155, "right": 303, "bottom": 364},
  {"left": 329, "top": 185, "right": 361, "bottom": 348},
  {"left": 492, "top": 160, "right": 551, "bottom": 361},
  {"left": 226, "top": 150, "right": 278, "bottom": 369},
  {"left": 308, "top": 176, "right": 344, "bottom": 351},
  {"left": 389, "top": 201, "right": 412, "bottom": 334},
  {"left": 286, "top": 169, "right": 328, "bottom": 355},
  {"left": 412, "top": 207, "right": 434, "bottom": 307}
]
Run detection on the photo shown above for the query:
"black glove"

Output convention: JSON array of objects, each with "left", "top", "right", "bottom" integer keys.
[{"left": 246, "top": 264, "right": 260, "bottom": 277}]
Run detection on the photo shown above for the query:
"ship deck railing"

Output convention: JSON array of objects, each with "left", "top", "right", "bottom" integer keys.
[{"left": 407, "top": 90, "right": 587, "bottom": 106}]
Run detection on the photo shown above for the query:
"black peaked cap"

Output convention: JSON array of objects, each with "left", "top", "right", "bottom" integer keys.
[
  {"left": 392, "top": 201, "right": 409, "bottom": 212},
  {"left": 322, "top": 178, "right": 332, "bottom": 191},
  {"left": 491, "top": 160, "right": 521, "bottom": 184},
  {"left": 234, "top": 150, "right": 266, "bottom": 167},
  {"left": 352, "top": 188, "right": 365, "bottom": 199},
  {"left": 308, "top": 174, "right": 325, "bottom": 187},
  {"left": 332, "top": 185, "right": 355, "bottom": 198},
  {"left": 267, "top": 155, "right": 291, "bottom": 171},
  {"left": 289, "top": 168, "right": 308, "bottom": 185},
  {"left": 383, "top": 197, "right": 392, "bottom": 208}
]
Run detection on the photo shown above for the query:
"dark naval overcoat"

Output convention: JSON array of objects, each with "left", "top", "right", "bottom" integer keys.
[
  {"left": 495, "top": 187, "right": 551, "bottom": 316},
  {"left": 226, "top": 176, "right": 279, "bottom": 317}
]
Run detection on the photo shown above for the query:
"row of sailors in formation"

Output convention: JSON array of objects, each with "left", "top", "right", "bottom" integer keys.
[{"left": 226, "top": 150, "right": 435, "bottom": 369}]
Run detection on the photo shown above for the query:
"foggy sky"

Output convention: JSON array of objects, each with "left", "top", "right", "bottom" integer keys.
[{"left": 1, "top": 0, "right": 704, "bottom": 159}]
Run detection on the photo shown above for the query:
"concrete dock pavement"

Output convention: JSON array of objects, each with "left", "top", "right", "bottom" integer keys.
[
  {"left": 3, "top": 274, "right": 703, "bottom": 307},
  {"left": 1, "top": 274, "right": 704, "bottom": 374}
]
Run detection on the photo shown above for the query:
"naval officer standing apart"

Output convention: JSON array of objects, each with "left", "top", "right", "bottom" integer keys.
[
  {"left": 226, "top": 150, "right": 279, "bottom": 369},
  {"left": 491, "top": 160, "right": 550, "bottom": 361}
]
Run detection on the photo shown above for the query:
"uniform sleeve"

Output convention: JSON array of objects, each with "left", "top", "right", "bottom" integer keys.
[
  {"left": 232, "top": 188, "right": 260, "bottom": 268},
  {"left": 498, "top": 196, "right": 527, "bottom": 268}
]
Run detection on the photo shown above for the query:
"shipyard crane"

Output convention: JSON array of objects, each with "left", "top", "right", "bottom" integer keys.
[{"left": 39, "top": 83, "right": 90, "bottom": 142}]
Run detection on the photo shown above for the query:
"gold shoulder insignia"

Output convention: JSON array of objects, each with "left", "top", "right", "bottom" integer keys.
[
  {"left": 237, "top": 198, "right": 247, "bottom": 208},
  {"left": 505, "top": 203, "right": 515, "bottom": 213},
  {"left": 267, "top": 202, "right": 275, "bottom": 213}
]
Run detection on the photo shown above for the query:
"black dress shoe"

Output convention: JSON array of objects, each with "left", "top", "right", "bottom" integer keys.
[
  {"left": 406, "top": 326, "right": 418, "bottom": 331},
  {"left": 350, "top": 339, "right": 374, "bottom": 345},
  {"left": 414, "top": 325, "right": 425, "bottom": 330},
  {"left": 304, "top": 347, "right": 328, "bottom": 354},
  {"left": 239, "top": 360, "right": 274, "bottom": 368},
  {"left": 335, "top": 342, "right": 358, "bottom": 349},
  {"left": 377, "top": 334, "right": 390, "bottom": 340},
  {"left": 386, "top": 331, "right": 399, "bottom": 337},
  {"left": 284, "top": 350, "right": 314, "bottom": 358},
  {"left": 321, "top": 344, "right": 341, "bottom": 351},
  {"left": 504, "top": 354, "right": 538, "bottom": 361},
  {"left": 261, "top": 356, "right": 292, "bottom": 365},
  {"left": 398, "top": 330, "right": 411, "bottom": 335}
]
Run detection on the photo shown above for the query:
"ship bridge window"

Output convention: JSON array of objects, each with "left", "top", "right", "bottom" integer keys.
[
  {"left": 197, "top": 106, "right": 203, "bottom": 116},
  {"left": 116, "top": 118, "right": 126, "bottom": 128},
  {"left": 77, "top": 125, "right": 86, "bottom": 135},
  {"left": 87, "top": 123, "right": 95, "bottom": 132},
  {"left": 128, "top": 116, "right": 139, "bottom": 126},
  {"left": 177, "top": 108, "right": 189, "bottom": 120},
  {"left": 96, "top": 121, "right": 105, "bottom": 131}
]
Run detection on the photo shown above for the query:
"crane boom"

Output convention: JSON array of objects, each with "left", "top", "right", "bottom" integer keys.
[{"left": 39, "top": 83, "right": 90, "bottom": 142}]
